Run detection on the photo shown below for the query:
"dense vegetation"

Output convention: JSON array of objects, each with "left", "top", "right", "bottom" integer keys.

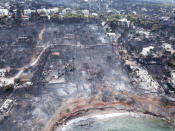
[
  {"left": 106, "top": 13, "right": 162, "bottom": 31},
  {"left": 50, "top": 12, "right": 100, "bottom": 23}
]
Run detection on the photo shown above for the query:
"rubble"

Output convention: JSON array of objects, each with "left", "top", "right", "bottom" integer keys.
[
  {"left": 128, "top": 64, "right": 160, "bottom": 92},
  {"left": 0, "top": 99, "right": 13, "bottom": 113},
  {"left": 0, "top": 99, "right": 13, "bottom": 121}
]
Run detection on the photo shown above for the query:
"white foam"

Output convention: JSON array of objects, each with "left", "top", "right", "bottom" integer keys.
[{"left": 59, "top": 112, "right": 145, "bottom": 131}]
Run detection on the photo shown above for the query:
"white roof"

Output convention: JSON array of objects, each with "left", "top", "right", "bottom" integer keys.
[
  {"left": 0, "top": 68, "right": 6, "bottom": 72},
  {"left": 91, "top": 13, "right": 98, "bottom": 16},
  {"left": 136, "top": 29, "right": 150, "bottom": 38},
  {"left": 162, "top": 43, "right": 172, "bottom": 51},
  {"left": 0, "top": 9, "right": 8, "bottom": 16},
  {"left": 140, "top": 46, "right": 154, "bottom": 56}
]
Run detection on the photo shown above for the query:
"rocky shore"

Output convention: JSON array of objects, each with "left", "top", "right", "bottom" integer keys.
[{"left": 46, "top": 90, "right": 175, "bottom": 131}]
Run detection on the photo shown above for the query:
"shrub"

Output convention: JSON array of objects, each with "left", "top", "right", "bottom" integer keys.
[
  {"left": 108, "top": 14, "right": 121, "bottom": 23},
  {"left": 50, "top": 14, "right": 63, "bottom": 22},
  {"left": 151, "top": 24, "right": 160, "bottom": 31},
  {"left": 128, "top": 14, "right": 139, "bottom": 22}
]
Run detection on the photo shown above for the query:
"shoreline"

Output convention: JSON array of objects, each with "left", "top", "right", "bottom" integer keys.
[
  {"left": 45, "top": 22, "right": 175, "bottom": 131},
  {"left": 46, "top": 94, "right": 175, "bottom": 131},
  {"left": 58, "top": 108, "right": 175, "bottom": 131},
  {"left": 60, "top": 111, "right": 170, "bottom": 131}
]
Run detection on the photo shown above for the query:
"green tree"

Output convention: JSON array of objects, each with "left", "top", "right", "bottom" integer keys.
[
  {"left": 108, "top": 14, "right": 121, "bottom": 23},
  {"left": 50, "top": 14, "right": 63, "bottom": 22}
]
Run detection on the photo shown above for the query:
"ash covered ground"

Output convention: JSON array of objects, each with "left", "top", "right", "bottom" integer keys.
[
  {"left": 0, "top": 23, "right": 133, "bottom": 131},
  {"left": 0, "top": 0, "right": 175, "bottom": 130}
]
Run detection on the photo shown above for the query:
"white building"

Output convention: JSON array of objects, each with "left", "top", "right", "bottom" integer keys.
[
  {"left": 25, "top": 82, "right": 33, "bottom": 86},
  {"left": 118, "top": 18, "right": 130, "bottom": 28},
  {"left": 161, "top": 16, "right": 169, "bottom": 21},
  {"left": 82, "top": 10, "right": 89, "bottom": 17},
  {"left": 91, "top": 13, "right": 98, "bottom": 16},
  {"left": 132, "top": 11, "right": 137, "bottom": 15},
  {"left": 0, "top": 99, "right": 13, "bottom": 113},
  {"left": 0, "top": 9, "right": 8, "bottom": 16},
  {"left": 24, "top": 9, "right": 35, "bottom": 16},
  {"left": 140, "top": 46, "right": 154, "bottom": 57},
  {"left": 37, "top": 8, "right": 50, "bottom": 15},
  {"left": 37, "top": 8, "right": 60, "bottom": 15},
  {"left": 162, "top": 43, "right": 173, "bottom": 52},
  {"left": 61, "top": 8, "right": 71, "bottom": 16},
  {"left": 0, "top": 68, "right": 6, "bottom": 77},
  {"left": 141, "top": 8, "right": 147, "bottom": 12},
  {"left": 49, "top": 7, "right": 59, "bottom": 14},
  {"left": 171, "top": 71, "right": 175, "bottom": 85}
]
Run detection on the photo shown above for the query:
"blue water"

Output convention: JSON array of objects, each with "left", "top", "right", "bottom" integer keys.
[{"left": 68, "top": 116, "right": 174, "bottom": 131}]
